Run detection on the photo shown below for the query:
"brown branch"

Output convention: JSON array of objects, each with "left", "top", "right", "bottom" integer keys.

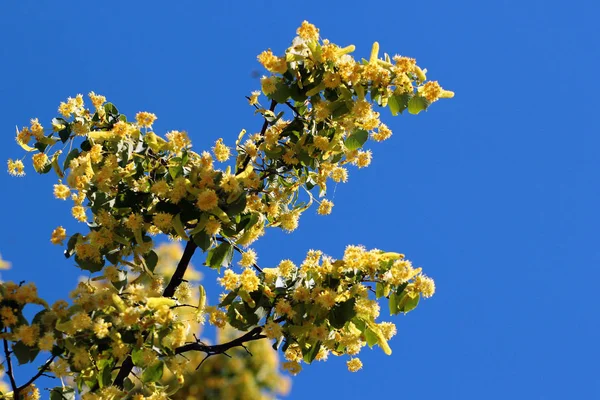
[
  {"left": 3, "top": 338, "right": 18, "bottom": 397},
  {"left": 175, "top": 327, "right": 266, "bottom": 360},
  {"left": 17, "top": 354, "right": 56, "bottom": 391},
  {"left": 113, "top": 239, "right": 198, "bottom": 388}
]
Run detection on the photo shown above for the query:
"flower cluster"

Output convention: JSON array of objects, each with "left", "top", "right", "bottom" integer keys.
[{"left": 4, "top": 21, "right": 449, "bottom": 398}]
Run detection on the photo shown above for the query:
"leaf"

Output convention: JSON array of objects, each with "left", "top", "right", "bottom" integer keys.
[
  {"left": 224, "top": 192, "right": 247, "bottom": 217},
  {"left": 192, "top": 231, "right": 212, "bottom": 252},
  {"left": 399, "top": 293, "right": 420, "bottom": 313},
  {"left": 388, "top": 94, "right": 410, "bottom": 116},
  {"left": 270, "top": 82, "right": 292, "bottom": 104},
  {"left": 75, "top": 254, "right": 105, "bottom": 273},
  {"left": 303, "top": 341, "right": 322, "bottom": 364},
  {"left": 64, "top": 234, "right": 81, "bottom": 258},
  {"left": 104, "top": 102, "right": 119, "bottom": 116},
  {"left": 13, "top": 341, "right": 32, "bottom": 364},
  {"left": 205, "top": 242, "right": 233, "bottom": 269},
  {"left": 389, "top": 292, "right": 399, "bottom": 315},
  {"left": 329, "top": 299, "right": 356, "bottom": 329},
  {"left": 142, "top": 360, "right": 164, "bottom": 383},
  {"left": 63, "top": 148, "right": 80, "bottom": 171},
  {"left": 344, "top": 129, "right": 368, "bottom": 151},
  {"left": 50, "top": 387, "right": 75, "bottom": 400},
  {"left": 407, "top": 96, "right": 429, "bottom": 115},
  {"left": 364, "top": 328, "right": 379, "bottom": 348},
  {"left": 375, "top": 282, "right": 385, "bottom": 299},
  {"left": 219, "top": 290, "right": 238, "bottom": 307},
  {"left": 131, "top": 348, "right": 144, "bottom": 367},
  {"left": 144, "top": 251, "right": 158, "bottom": 273}
]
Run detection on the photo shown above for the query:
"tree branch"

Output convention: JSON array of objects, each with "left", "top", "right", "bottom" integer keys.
[
  {"left": 113, "top": 239, "right": 197, "bottom": 388},
  {"left": 163, "top": 240, "right": 198, "bottom": 298},
  {"left": 3, "top": 338, "right": 18, "bottom": 397},
  {"left": 17, "top": 354, "right": 56, "bottom": 391},
  {"left": 174, "top": 327, "right": 266, "bottom": 360}
]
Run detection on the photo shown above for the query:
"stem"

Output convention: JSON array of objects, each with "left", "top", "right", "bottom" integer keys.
[
  {"left": 17, "top": 355, "right": 56, "bottom": 391},
  {"left": 3, "top": 338, "right": 18, "bottom": 397}
]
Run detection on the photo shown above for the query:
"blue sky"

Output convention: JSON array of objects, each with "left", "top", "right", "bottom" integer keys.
[{"left": 1, "top": 0, "right": 599, "bottom": 398}]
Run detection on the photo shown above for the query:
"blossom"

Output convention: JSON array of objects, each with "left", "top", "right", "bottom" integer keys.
[
  {"left": 282, "top": 361, "right": 302, "bottom": 376},
  {"left": 135, "top": 111, "right": 157, "bottom": 128},
  {"left": 7, "top": 159, "right": 25, "bottom": 176},
  {"left": 260, "top": 75, "right": 278, "bottom": 95},
  {"left": 240, "top": 268, "right": 259, "bottom": 292},
  {"left": 196, "top": 189, "right": 219, "bottom": 211},
  {"left": 297, "top": 20, "right": 319, "bottom": 41},
  {"left": 53, "top": 183, "right": 71, "bottom": 200},
  {"left": 317, "top": 199, "right": 334, "bottom": 215},
  {"left": 50, "top": 226, "right": 67, "bottom": 245},
  {"left": 239, "top": 248, "right": 257, "bottom": 268},
  {"left": 347, "top": 357, "right": 363, "bottom": 372},
  {"left": 212, "top": 138, "right": 231, "bottom": 162},
  {"left": 248, "top": 90, "right": 261, "bottom": 105},
  {"left": 32, "top": 153, "right": 48, "bottom": 172}
]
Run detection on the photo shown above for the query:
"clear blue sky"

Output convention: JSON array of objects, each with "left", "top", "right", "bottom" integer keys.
[{"left": 1, "top": 0, "right": 599, "bottom": 398}]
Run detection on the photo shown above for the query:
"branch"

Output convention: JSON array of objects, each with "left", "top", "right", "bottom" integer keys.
[
  {"left": 17, "top": 354, "right": 56, "bottom": 391},
  {"left": 113, "top": 239, "right": 197, "bottom": 388},
  {"left": 3, "top": 338, "right": 18, "bottom": 397},
  {"left": 175, "top": 327, "right": 266, "bottom": 360},
  {"left": 216, "top": 237, "right": 263, "bottom": 273},
  {"left": 163, "top": 240, "right": 198, "bottom": 298}
]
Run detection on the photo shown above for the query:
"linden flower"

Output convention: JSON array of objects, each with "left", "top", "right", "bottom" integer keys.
[
  {"left": 7, "top": 159, "right": 25, "bottom": 176},
  {"left": 196, "top": 189, "right": 219, "bottom": 211},
  {"left": 263, "top": 320, "right": 283, "bottom": 340},
  {"left": 135, "top": 111, "right": 157, "bottom": 128},
  {"left": 279, "top": 211, "right": 300, "bottom": 232},
  {"left": 50, "top": 226, "right": 67, "bottom": 245},
  {"left": 219, "top": 269, "right": 240, "bottom": 290},
  {"left": 317, "top": 199, "right": 334, "bottom": 215},
  {"left": 240, "top": 268, "right": 260, "bottom": 292},
  {"left": 32, "top": 153, "right": 48, "bottom": 172},
  {"left": 72, "top": 206, "right": 87, "bottom": 222},
  {"left": 212, "top": 138, "right": 231, "bottom": 162},
  {"left": 277, "top": 259, "right": 297, "bottom": 278},
  {"left": 88, "top": 91, "right": 106, "bottom": 109},
  {"left": 282, "top": 361, "right": 302, "bottom": 376},
  {"left": 414, "top": 274, "right": 436, "bottom": 298},
  {"left": 53, "top": 183, "right": 71, "bottom": 200},
  {"left": 347, "top": 357, "right": 363, "bottom": 372},
  {"left": 261, "top": 75, "right": 278, "bottom": 95},
  {"left": 204, "top": 218, "right": 222, "bottom": 236},
  {"left": 331, "top": 166, "right": 348, "bottom": 183},
  {"left": 239, "top": 248, "right": 257, "bottom": 268},
  {"left": 248, "top": 90, "right": 261, "bottom": 105},
  {"left": 372, "top": 124, "right": 392, "bottom": 142},
  {"left": 153, "top": 212, "right": 173, "bottom": 232},
  {"left": 355, "top": 150, "right": 372, "bottom": 168},
  {"left": 297, "top": 20, "right": 319, "bottom": 42}
]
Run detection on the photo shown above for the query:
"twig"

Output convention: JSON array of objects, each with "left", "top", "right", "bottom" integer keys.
[
  {"left": 17, "top": 354, "right": 57, "bottom": 391},
  {"left": 284, "top": 101, "right": 299, "bottom": 115},
  {"left": 175, "top": 326, "right": 266, "bottom": 363},
  {"left": 215, "top": 237, "right": 264, "bottom": 273},
  {"left": 3, "top": 338, "right": 18, "bottom": 397}
]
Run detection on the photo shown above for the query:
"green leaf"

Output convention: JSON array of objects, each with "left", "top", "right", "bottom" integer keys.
[
  {"left": 329, "top": 299, "right": 356, "bottom": 329},
  {"left": 131, "top": 348, "right": 144, "bottom": 367},
  {"left": 192, "top": 231, "right": 212, "bottom": 252},
  {"left": 225, "top": 192, "right": 247, "bottom": 217},
  {"left": 75, "top": 254, "right": 105, "bottom": 273},
  {"left": 142, "top": 360, "right": 164, "bottom": 383},
  {"left": 375, "top": 282, "right": 385, "bottom": 299},
  {"left": 344, "top": 129, "right": 368, "bottom": 151},
  {"left": 270, "top": 82, "right": 292, "bottom": 104},
  {"left": 399, "top": 293, "right": 420, "bottom": 313},
  {"left": 388, "top": 94, "right": 410, "bottom": 116},
  {"left": 407, "top": 96, "right": 429, "bottom": 115},
  {"left": 144, "top": 251, "right": 158, "bottom": 273},
  {"left": 364, "top": 328, "right": 379, "bottom": 348},
  {"left": 303, "top": 341, "right": 322, "bottom": 364},
  {"left": 104, "top": 102, "right": 119, "bottom": 116},
  {"left": 63, "top": 148, "right": 80, "bottom": 171},
  {"left": 389, "top": 292, "right": 399, "bottom": 315},
  {"left": 218, "top": 290, "right": 238, "bottom": 307},
  {"left": 50, "top": 387, "right": 75, "bottom": 400},
  {"left": 205, "top": 242, "right": 233, "bottom": 269},
  {"left": 12, "top": 341, "right": 38, "bottom": 364}
]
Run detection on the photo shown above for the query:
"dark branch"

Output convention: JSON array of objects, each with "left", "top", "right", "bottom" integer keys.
[
  {"left": 17, "top": 354, "right": 56, "bottom": 391},
  {"left": 163, "top": 239, "right": 198, "bottom": 298},
  {"left": 215, "top": 237, "right": 264, "bottom": 273},
  {"left": 113, "top": 239, "right": 198, "bottom": 388},
  {"left": 3, "top": 338, "right": 18, "bottom": 397},
  {"left": 175, "top": 327, "right": 266, "bottom": 361}
]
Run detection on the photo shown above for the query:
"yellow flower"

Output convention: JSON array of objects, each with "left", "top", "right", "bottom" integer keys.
[
  {"left": 239, "top": 248, "right": 257, "bottom": 268},
  {"left": 196, "top": 189, "right": 219, "bottom": 211},
  {"left": 135, "top": 111, "right": 157, "bottom": 128},
  {"left": 248, "top": 90, "right": 261, "bottom": 105},
  {"left": 50, "top": 226, "right": 67, "bottom": 245},
  {"left": 53, "top": 183, "right": 71, "bottom": 200},
  {"left": 414, "top": 274, "right": 436, "bottom": 298},
  {"left": 219, "top": 270, "right": 240, "bottom": 291},
  {"left": 16, "top": 324, "right": 40, "bottom": 347},
  {"left": 279, "top": 211, "right": 300, "bottom": 232},
  {"left": 32, "top": 153, "right": 48, "bottom": 172},
  {"left": 240, "top": 268, "right": 260, "bottom": 292},
  {"left": 38, "top": 332, "right": 54, "bottom": 351},
  {"left": 323, "top": 71, "right": 341, "bottom": 89},
  {"left": 372, "top": 124, "right": 392, "bottom": 142},
  {"left": 260, "top": 75, "right": 278, "bottom": 95},
  {"left": 263, "top": 320, "right": 283, "bottom": 339},
  {"left": 72, "top": 206, "right": 87, "bottom": 222},
  {"left": 282, "top": 361, "right": 302, "bottom": 375},
  {"left": 331, "top": 166, "right": 348, "bottom": 183},
  {"left": 355, "top": 150, "right": 372, "bottom": 168},
  {"left": 7, "top": 159, "right": 25, "bottom": 177},
  {"left": 152, "top": 212, "right": 173, "bottom": 232},
  {"left": 212, "top": 138, "right": 231, "bottom": 162},
  {"left": 347, "top": 357, "right": 363, "bottom": 372},
  {"left": 277, "top": 259, "right": 296, "bottom": 278},
  {"left": 30, "top": 118, "right": 44, "bottom": 140},
  {"left": 88, "top": 91, "right": 106, "bottom": 109},
  {"left": 317, "top": 199, "right": 334, "bottom": 215},
  {"left": 297, "top": 21, "right": 319, "bottom": 41},
  {"left": 204, "top": 218, "right": 221, "bottom": 236}
]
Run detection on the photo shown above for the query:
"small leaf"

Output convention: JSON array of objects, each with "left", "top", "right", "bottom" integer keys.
[
  {"left": 407, "top": 96, "right": 429, "bottom": 115},
  {"left": 388, "top": 94, "right": 410, "bottom": 116},
  {"left": 270, "top": 82, "right": 292, "bottom": 104},
  {"left": 142, "top": 360, "right": 164, "bottom": 383},
  {"left": 144, "top": 251, "right": 158, "bottom": 272},
  {"left": 63, "top": 148, "right": 80, "bottom": 172},
  {"left": 206, "top": 242, "right": 233, "bottom": 269},
  {"left": 375, "top": 282, "right": 385, "bottom": 299},
  {"left": 329, "top": 299, "right": 357, "bottom": 329},
  {"left": 303, "top": 341, "right": 322, "bottom": 364},
  {"left": 365, "top": 328, "right": 379, "bottom": 348},
  {"left": 50, "top": 387, "right": 75, "bottom": 400},
  {"left": 192, "top": 232, "right": 212, "bottom": 252},
  {"left": 344, "top": 129, "right": 368, "bottom": 151}
]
